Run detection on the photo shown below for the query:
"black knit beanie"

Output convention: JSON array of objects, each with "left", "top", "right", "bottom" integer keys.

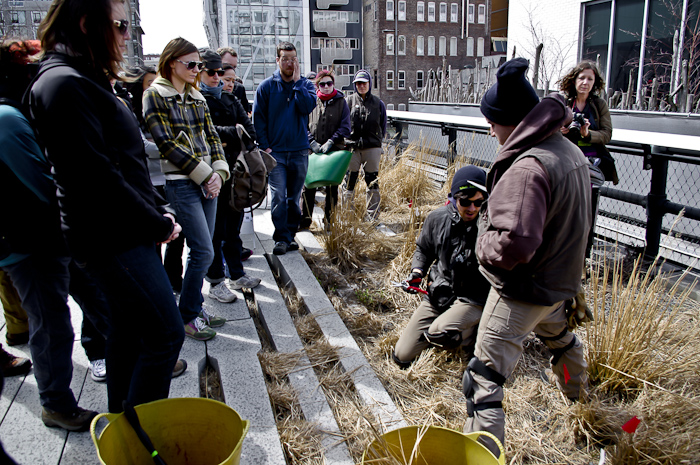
[
  {"left": 480, "top": 58, "right": 540, "bottom": 126},
  {"left": 450, "top": 165, "right": 488, "bottom": 198}
]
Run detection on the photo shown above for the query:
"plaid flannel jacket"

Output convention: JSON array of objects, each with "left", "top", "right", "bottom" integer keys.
[{"left": 143, "top": 77, "right": 229, "bottom": 184}]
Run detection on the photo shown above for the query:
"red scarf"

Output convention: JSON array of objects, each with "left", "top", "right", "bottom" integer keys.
[{"left": 317, "top": 88, "right": 337, "bottom": 101}]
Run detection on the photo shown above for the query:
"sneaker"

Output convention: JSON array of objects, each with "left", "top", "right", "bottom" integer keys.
[
  {"left": 199, "top": 307, "right": 226, "bottom": 328},
  {"left": 209, "top": 281, "right": 237, "bottom": 303},
  {"left": 6, "top": 331, "right": 29, "bottom": 346},
  {"left": 0, "top": 347, "right": 32, "bottom": 377},
  {"left": 241, "top": 247, "right": 253, "bottom": 261},
  {"left": 171, "top": 359, "right": 187, "bottom": 378},
  {"left": 184, "top": 317, "right": 216, "bottom": 341},
  {"left": 273, "top": 241, "right": 288, "bottom": 255},
  {"left": 42, "top": 406, "right": 98, "bottom": 432},
  {"left": 230, "top": 274, "right": 261, "bottom": 290},
  {"left": 89, "top": 359, "right": 107, "bottom": 383},
  {"left": 288, "top": 241, "right": 299, "bottom": 251}
]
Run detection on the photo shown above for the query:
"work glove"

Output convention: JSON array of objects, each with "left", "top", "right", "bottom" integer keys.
[
  {"left": 565, "top": 289, "right": 594, "bottom": 330},
  {"left": 401, "top": 271, "right": 423, "bottom": 294},
  {"left": 320, "top": 139, "right": 334, "bottom": 154},
  {"left": 309, "top": 140, "right": 322, "bottom": 153}
]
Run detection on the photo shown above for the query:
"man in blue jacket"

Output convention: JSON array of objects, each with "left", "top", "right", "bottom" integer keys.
[{"left": 253, "top": 42, "right": 316, "bottom": 255}]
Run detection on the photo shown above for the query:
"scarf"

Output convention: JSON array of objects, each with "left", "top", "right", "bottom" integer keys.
[
  {"left": 317, "top": 88, "right": 337, "bottom": 101},
  {"left": 200, "top": 80, "right": 223, "bottom": 100}
]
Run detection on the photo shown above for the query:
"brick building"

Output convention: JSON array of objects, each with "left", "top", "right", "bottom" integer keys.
[{"left": 363, "top": 0, "right": 494, "bottom": 109}]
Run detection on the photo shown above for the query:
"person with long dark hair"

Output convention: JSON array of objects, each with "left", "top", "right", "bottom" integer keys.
[
  {"left": 143, "top": 38, "right": 230, "bottom": 341},
  {"left": 29, "top": 0, "right": 186, "bottom": 414}
]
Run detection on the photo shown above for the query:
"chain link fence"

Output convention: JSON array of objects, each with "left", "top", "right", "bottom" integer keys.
[{"left": 385, "top": 113, "right": 700, "bottom": 269}]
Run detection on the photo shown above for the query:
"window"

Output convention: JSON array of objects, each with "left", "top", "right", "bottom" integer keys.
[
  {"left": 477, "top": 37, "right": 484, "bottom": 56},
  {"left": 374, "top": 69, "right": 378, "bottom": 89},
  {"left": 417, "top": 70, "right": 424, "bottom": 89},
  {"left": 439, "top": 3, "right": 447, "bottom": 21},
  {"left": 417, "top": 35, "right": 424, "bottom": 56},
  {"left": 386, "top": 33, "right": 394, "bottom": 55},
  {"left": 32, "top": 11, "right": 41, "bottom": 23},
  {"left": 398, "top": 71, "right": 406, "bottom": 89},
  {"left": 417, "top": 2, "right": 425, "bottom": 21},
  {"left": 398, "top": 0, "right": 406, "bottom": 20},
  {"left": 374, "top": 1, "right": 378, "bottom": 21},
  {"left": 478, "top": 4, "right": 485, "bottom": 23},
  {"left": 398, "top": 35, "right": 406, "bottom": 55},
  {"left": 467, "top": 37, "right": 474, "bottom": 56},
  {"left": 428, "top": 2, "right": 435, "bottom": 21},
  {"left": 468, "top": 3, "right": 474, "bottom": 23},
  {"left": 386, "top": 70, "right": 394, "bottom": 89},
  {"left": 451, "top": 3, "right": 458, "bottom": 22},
  {"left": 439, "top": 36, "right": 446, "bottom": 56},
  {"left": 450, "top": 37, "right": 458, "bottom": 56},
  {"left": 386, "top": 0, "right": 394, "bottom": 20},
  {"left": 427, "top": 36, "right": 435, "bottom": 55}
]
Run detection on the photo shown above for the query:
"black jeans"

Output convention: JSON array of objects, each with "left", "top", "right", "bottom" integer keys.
[
  {"left": 83, "top": 243, "right": 185, "bottom": 413},
  {"left": 207, "top": 183, "right": 245, "bottom": 281},
  {"left": 69, "top": 260, "right": 109, "bottom": 362},
  {"left": 4, "top": 255, "right": 78, "bottom": 413}
]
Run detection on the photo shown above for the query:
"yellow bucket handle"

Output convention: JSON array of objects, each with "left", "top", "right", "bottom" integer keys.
[
  {"left": 464, "top": 431, "right": 505, "bottom": 465},
  {"left": 90, "top": 412, "right": 119, "bottom": 455}
]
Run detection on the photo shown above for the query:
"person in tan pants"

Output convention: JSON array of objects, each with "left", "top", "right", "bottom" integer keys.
[
  {"left": 462, "top": 58, "right": 592, "bottom": 457},
  {"left": 393, "top": 166, "right": 490, "bottom": 367}
]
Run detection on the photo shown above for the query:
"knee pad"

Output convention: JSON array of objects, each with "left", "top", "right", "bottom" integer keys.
[
  {"left": 537, "top": 328, "right": 577, "bottom": 366},
  {"left": 347, "top": 171, "right": 359, "bottom": 191},
  {"left": 423, "top": 329, "right": 462, "bottom": 350},
  {"left": 392, "top": 351, "right": 412, "bottom": 370},
  {"left": 365, "top": 171, "right": 379, "bottom": 190},
  {"left": 462, "top": 357, "right": 506, "bottom": 417}
]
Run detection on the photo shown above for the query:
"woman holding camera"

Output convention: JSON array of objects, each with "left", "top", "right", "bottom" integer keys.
[
  {"left": 559, "top": 61, "right": 618, "bottom": 184},
  {"left": 559, "top": 61, "right": 618, "bottom": 260}
]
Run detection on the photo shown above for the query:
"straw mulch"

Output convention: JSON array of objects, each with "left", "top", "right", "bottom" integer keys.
[{"left": 260, "top": 140, "right": 700, "bottom": 464}]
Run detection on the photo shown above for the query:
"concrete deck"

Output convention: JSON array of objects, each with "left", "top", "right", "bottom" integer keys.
[{"left": 0, "top": 205, "right": 404, "bottom": 464}]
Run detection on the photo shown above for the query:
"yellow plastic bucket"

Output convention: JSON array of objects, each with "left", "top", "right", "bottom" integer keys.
[
  {"left": 362, "top": 426, "right": 505, "bottom": 465},
  {"left": 90, "top": 397, "right": 250, "bottom": 465}
]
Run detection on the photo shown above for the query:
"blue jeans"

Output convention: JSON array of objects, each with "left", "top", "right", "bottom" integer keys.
[
  {"left": 83, "top": 244, "right": 185, "bottom": 413},
  {"left": 268, "top": 150, "right": 308, "bottom": 244},
  {"left": 165, "top": 179, "right": 217, "bottom": 324},
  {"left": 3, "top": 255, "right": 78, "bottom": 413}
]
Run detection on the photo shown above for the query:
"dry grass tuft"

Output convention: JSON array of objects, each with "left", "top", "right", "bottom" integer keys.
[
  {"left": 585, "top": 252, "right": 700, "bottom": 395},
  {"left": 278, "top": 417, "right": 326, "bottom": 465}
]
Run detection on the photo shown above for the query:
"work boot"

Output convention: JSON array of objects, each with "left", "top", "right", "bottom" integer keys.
[
  {"left": 0, "top": 346, "right": 31, "bottom": 377},
  {"left": 366, "top": 189, "right": 381, "bottom": 221},
  {"left": 42, "top": 406, "right": 98, "bottom": 432}
]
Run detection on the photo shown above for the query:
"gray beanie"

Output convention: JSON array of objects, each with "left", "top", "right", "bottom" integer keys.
[{"left": 480, "top": 58, "right": 540, "bottom": 126}]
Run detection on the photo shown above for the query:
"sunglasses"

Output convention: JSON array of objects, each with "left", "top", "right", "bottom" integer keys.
[
  {"left": 176, "top": 59, "right": 204, "bottom": 71},
  {"left": 204, "top": 68, "right": 225, "bottom": 77},
  {"left": 457, "top": 197, "right": 485, "bottom": 208},
  {"left": 318, "top": 81, "right": 334, "bottom": 88},
  {"left": 113, "top": 19, "right": 129, "bottom": 35}
]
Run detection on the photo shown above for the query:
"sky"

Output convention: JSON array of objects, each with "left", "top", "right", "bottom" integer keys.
[{"left": 140, "top": 0, "right": 210, "bottom": 55}]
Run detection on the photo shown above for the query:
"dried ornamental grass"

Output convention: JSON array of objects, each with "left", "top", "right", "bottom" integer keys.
[{"left": 585, "top": 252, "right": 700, "bottom": 395}]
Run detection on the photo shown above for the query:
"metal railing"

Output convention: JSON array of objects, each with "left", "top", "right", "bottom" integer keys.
[{"left": 385, "top": 110, "right": 700, "bottom": 269}]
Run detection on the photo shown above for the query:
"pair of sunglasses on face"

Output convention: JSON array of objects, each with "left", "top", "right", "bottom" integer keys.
[
  {"left": 318, "top": 81, "right": 334, "bottom": 88},
  {"left": 204, "top": 69, "right": 226, "bottom": 76},
  {"left": 176, "top": 59, "right": 204, "bottom": 71},
  {"left": 457, "top": 197, "right": 485, "bottom": 208},
  {"left": 113, "top": 19, "right": 129, "bottom": 34}
]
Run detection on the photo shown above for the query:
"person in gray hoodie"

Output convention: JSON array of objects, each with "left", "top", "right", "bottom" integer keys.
[
  {"left": 344, "top": 70, "right": 387, "bottom": 220},
  {"left": 462, "top": 58, "right": 591, "bottom": 457}
]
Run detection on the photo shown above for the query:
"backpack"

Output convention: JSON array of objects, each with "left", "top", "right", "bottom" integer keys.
[{"left": 229, "top": 124, "right": 277, "bottom": 212}]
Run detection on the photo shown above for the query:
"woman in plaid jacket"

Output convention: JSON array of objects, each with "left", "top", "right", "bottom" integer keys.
[{"left": 143, "top": 37, "right": 230, "bottom": 342}]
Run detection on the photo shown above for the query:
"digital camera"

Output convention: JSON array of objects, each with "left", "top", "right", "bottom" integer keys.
[{"left": 570, "top": 112, "right": 586, "bottom": 131}]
